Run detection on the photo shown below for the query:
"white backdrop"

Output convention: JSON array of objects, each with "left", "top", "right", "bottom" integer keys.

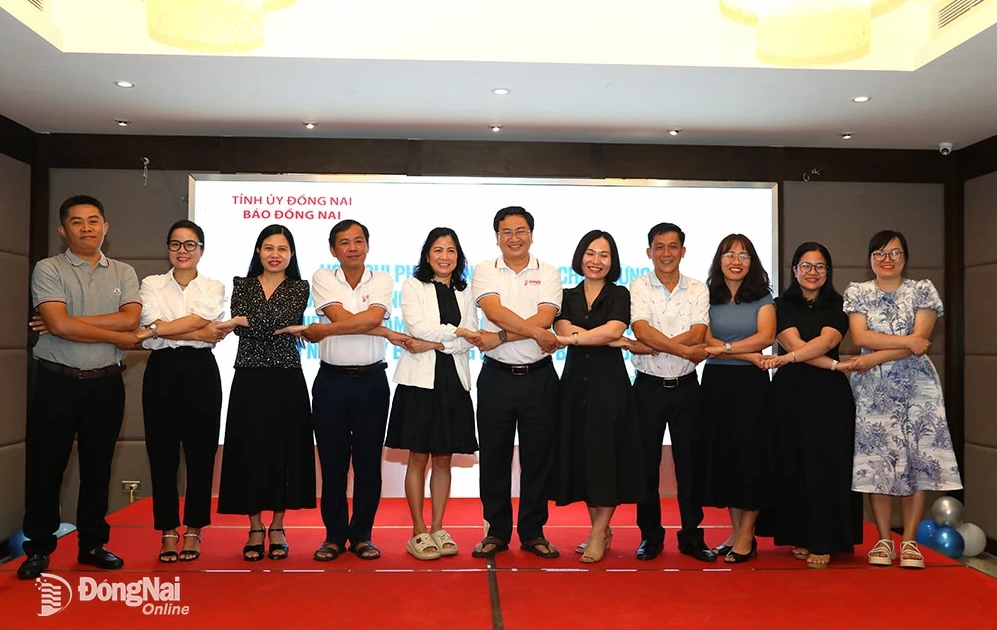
[{"left": 190, "top": 175, "right": 777, "bottom": 497}]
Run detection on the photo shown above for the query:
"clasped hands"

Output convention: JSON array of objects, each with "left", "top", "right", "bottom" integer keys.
[{"left": 29, "top": 315, "right": 231, "bottom": 349}]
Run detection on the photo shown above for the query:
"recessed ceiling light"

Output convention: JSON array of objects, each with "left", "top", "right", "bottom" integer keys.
[
  {"left": 114, "top": 80, "right": 135, "bottom": 89},
  {"left": 668, "top": 129, "right": 681, "bottom": 136},
  {"left": 841, "top": 133, "right": 853, "bottom": 139},
  {"left": 303, "top": 121, "right": 317, "bottom": 130},
  {"left": 851, "top": 96, "right": 870, "bottom": 103},
  {"left": 115, "top": 119, "right": 130, "bottom": 127},
  {"left": 492, "top": 88, "right": 511, "bottom": 96},
  {"left": 490, "top": 125, "right": 502, "bottom": 133}
]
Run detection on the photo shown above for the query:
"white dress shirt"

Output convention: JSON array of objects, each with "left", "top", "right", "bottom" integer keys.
[
  {"left": 140, "top": 270, "right": 226, "bottom": 350},
  {"left": 629, "top": 272, "right": 709, "bottom": 378},
  {"left": 312, "top": 267, "right": 393, "bottom": 366}
]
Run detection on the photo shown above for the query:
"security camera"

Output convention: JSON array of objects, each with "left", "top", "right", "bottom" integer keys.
[{"left": 939, "top": 142, "right": 953, "bottom": 155}]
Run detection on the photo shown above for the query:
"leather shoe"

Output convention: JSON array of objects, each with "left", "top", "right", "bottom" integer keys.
[
  {"left": 636, "top": 540, "right": 663, "bottom": 561},
  {"left": 17, "top": 553, "right": 50, "bottom": 580},
  {"left": 679, "top": 544, "right": 718, "bottom": 562},
  {"left": 77, "top": 546, "right": 125, "bottom": 570}
]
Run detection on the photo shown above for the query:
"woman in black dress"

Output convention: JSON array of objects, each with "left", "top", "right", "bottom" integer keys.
[
  {"left": 758, "top": 242, "right": 862, "bottom": 568},
  {"left": 552, "top": 230, "right": 645, "bottom": 564},
  {"left": 216, "top": 224, "right": 316, "bottom": 561},
  {"left": 385, "top": 227, "right": 480, "bottom": 560}
]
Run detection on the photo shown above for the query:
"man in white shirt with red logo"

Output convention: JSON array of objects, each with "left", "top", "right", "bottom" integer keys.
[
  {"left": 470, "top": 206, "right": 562, "bottom": 559},
  {"left": 302, "top": 220, "right": 409, "bottom": 562}
]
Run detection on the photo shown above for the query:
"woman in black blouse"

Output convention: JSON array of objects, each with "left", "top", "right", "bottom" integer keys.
[
  {"left": 216, "top": 224, "right": 316, "bottom": 561},
  {"left": 552, "top": 230, "right": 646, "bottom": 563},
  {"left": 757, "top": 242, "right": 862, "bottom": 568}
]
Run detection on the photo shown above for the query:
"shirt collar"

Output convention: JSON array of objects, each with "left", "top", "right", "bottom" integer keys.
[
  {"left": 649, "top": 272, "right": 687, "bottom": 292},
  {"left": 335, "top": 266, "right": 373, "bottom": 286},
  {"left": 495, "top": 254, "right": 538, "bottom": 271},
  {"left": 168, "top": 269, "right": 200, "bottom": 288},
  {"left": 65, "top": 249, "right": 108, "bottom": 267}
]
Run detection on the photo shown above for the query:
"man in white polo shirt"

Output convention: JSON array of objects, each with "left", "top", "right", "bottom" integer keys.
[
  {"left": 302, "top": 219, "right": 409, "bottom": 562},
  {"left": 629, "top": 222, "right": 715, "bottom": 562},
  {"left": 470, "top": 206, "right": 562, "bottom": 559}
]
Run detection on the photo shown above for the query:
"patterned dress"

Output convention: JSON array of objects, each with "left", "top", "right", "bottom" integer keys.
[{"left": 843, "top": 279, "right": 962, "bottom": 495}]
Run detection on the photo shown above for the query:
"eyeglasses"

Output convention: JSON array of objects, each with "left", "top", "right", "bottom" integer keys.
[
  {"left": 871, "top": 249, "right": 904, "bottom": 262},
  {"left": 168, "top": 240, "right": 203, "bottom": 252},
  {"left": 721, "top": 252, "right": 751, "bottom": 262},
  {"left": 498, "top": 228, "right": 531, "bottom": 239},
  {"left": 796, "top": 262, "right": 828, "bottom": 274}
]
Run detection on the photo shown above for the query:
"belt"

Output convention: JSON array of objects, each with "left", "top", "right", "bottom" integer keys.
[
  {"left": 319, "top": 361, "right": 387, "bottom": 377},
  {"left": 37, "top": 358, "right": 126, "bottom": 380},
  {"left": 482, "top": 355, "right": 552, "bottom": 376},
  {"left": 636, "top": 370, "right": 697, "bottom": 389}
]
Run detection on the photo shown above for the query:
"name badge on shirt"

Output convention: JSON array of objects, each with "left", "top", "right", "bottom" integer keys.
[{"left": 524, "top": 279, "right": 541, "bottom": 286}]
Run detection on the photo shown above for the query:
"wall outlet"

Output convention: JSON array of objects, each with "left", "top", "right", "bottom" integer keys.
[{"left": 120, "top": 480, "right": 141, "bottom": 492}]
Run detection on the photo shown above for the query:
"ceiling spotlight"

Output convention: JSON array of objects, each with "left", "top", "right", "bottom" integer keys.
[
  {"left": 841, "top": 133, "right": 853, "bottom": 139},
  {"left": 851, "top": 96, "right": 871, "bottom": 103},
  {"left": 490, "top": 125, "right": 502, "bottom": 133},
  {"left": 668, "top": 129, "right": 681, "bottom": 136},
  {"left": 491, "top": 88, "right": 511, "bottom": 95},
  {"left": 114, "top": 80, "right": 135, "bottom": 88},
  {"left": 303, "top": 121, "right": 317, "bottom": 130},
  {"left": 115, "top": 119, "right": 130, "bottom": 127}
]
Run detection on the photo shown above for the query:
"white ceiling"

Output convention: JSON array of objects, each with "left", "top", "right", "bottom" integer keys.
[{"left": 2, "top": 1, "right": 997, "bottom": 151}]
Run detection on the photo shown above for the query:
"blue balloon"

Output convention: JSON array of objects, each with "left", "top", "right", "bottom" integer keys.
[
  {"left": 6, "top": 530, "right": 29, "bottom": 559},
  {"left": 916, "top": 519, "right": 938, "bottom": 547},
  {"left": 931, "top": 526, "right": 965, "bottom": 558}
]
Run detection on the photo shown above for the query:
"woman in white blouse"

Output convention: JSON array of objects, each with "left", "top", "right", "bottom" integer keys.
[
  {"left": 140, "top": 220, "right": 229, "bottom": 563},
  {"left": 385, "top": 227, "right": 480, "bottom": 560}
]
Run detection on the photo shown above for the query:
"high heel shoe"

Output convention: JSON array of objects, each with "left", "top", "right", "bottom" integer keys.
[
  {"left": 243, "top": 528, "right": 265, "bottom": 562},
  {"left": 575, "top": 528, "right": 613, "bottom": 554},
  {"left": 580, "top": 535, "right": 609, "bottom": 564},
  {"left": 159, "top": 532, "right": 179, "bottom": 563},
  {"left": 268, "top": 527, "right": 289, "bottom": 560},
  {"left": 724, "top": 538, "right": 757, "bottom": 564}
]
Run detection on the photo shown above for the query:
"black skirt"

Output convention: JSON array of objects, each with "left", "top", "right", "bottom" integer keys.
[{"left": 217, "top": 367, "right": 316, "bottom": 514}]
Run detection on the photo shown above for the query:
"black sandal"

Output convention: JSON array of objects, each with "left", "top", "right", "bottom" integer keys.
[
  {"left": 313, "top": 541, "right": 343, "bottom": 562},
  {"left": 159, "top": 532, "right": 179, "bottom": 563},
  {"left": 471, "top": 536, "right": 510, "bottom": 558},
  {"left": 179, "top": 531, "right": 201, "bottom": 562},
  {"left": 520, "top": 538, "right": 560, "bottom": 559},
  {"left": 349, "top": 541, "right": 381, "bottom": 560},
  {"left": 268, "top": 527, "right": 289, "bottom": 560},
  {"left": 243, "top": 528, "right": 265, "bottom": 562}
]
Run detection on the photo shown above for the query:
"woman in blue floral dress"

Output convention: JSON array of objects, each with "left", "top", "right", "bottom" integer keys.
[{"left": 843, "top": 230, "right": 962, "bottom": 569}]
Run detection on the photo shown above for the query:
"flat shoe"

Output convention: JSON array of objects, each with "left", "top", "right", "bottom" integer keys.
[
  {"left": 313, "top": 541, "right": 343, "bottom": 562},
  {"left": 472, "top": 536, "right": 509, "bottom": 558},
  {"left": 407, "top": 533, "right": 442, "bottom": 561},
  {"left": 430, "top": 529, "right": 459, "bottom": 557},
  {"left": 78, "top": 546, "right": 125, "bottom": 570},
  {"left": 520, "top": 537, "right": 559, "bottom": 559},
  {"left": 712, "top": 544, "right": 734, "bottom": 556},
  {"left": 350, "top": 541, "right": 381, "bottom": 560}
]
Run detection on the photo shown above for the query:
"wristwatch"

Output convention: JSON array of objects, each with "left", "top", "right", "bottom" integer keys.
[
  {"left": 497, "top": 329, "right": 508, "bottom": 343},
  {"left": 724, "top": 341, "right": 732, "bottom": 354},
  {"left": 148, "top": 323, "right": 159, "bottom": 339}
]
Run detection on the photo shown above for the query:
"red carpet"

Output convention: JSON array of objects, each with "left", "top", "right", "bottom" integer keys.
[{"left": 1, "top": 498, "right": 991, "bottom": 629}]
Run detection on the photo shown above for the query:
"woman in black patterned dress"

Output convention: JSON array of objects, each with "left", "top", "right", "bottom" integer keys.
[{"left": 217, "top": 224, "right": 316, "bottom": 561}]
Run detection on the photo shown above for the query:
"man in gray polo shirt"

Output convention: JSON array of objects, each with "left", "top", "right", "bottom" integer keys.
[{"left": 18, "top": 195, "right": 142, "bottom": 580}]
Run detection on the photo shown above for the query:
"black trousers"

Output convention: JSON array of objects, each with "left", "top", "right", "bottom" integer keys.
[
  {"left": 476, "top": 363, "right": 559, "bottom": 544},
  {"left": 142, "top": 347, "right": 222, "bottom": 531},
  {"left": 634, "top": 374, "right": 705, "bottom": 548},
  {"left": 311, "top": 368, "right": 389, "bottom": 546},
  {"left": 23, "top": 367, "right": 125, "bottom": 555}
]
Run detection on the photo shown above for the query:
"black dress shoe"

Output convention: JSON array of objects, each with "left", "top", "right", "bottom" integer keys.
[
  {"left": 17, "top": 553, "right": 50, "bottom": 580},
  {"left": 679, "top": 545, "right": 718, "bottom": 562},
  {"left": 636, "top": 540, "right": 663, "bottom": 561},
  {"left": 77, "top": 546, "right": 125, "bottom": 570}
]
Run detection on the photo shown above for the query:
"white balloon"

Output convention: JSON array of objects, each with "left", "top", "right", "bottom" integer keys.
[{"left": 956, "top": 522, "right": 987, "bottom": 557}]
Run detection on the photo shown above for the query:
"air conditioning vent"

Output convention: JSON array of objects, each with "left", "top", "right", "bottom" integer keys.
[{"left": 937, "top": 0, "right": 989, "bottom": 29}]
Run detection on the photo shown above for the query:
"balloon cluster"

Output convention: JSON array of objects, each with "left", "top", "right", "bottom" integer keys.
[{"left": 915, "top": 496, "right": 987, "bottom": 559}]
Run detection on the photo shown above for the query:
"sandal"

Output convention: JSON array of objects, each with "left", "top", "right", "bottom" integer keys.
[
  {"left": 313, "top": 541, "right": 343, "bottom": 562},
  {"left": 520, "top": 537, "right": 560, "bottom": 559},
  {"left": 575, "top": 528, "right": 613, "bottom": 554},
  {"left": 406, "top": 533, "right": 442, "bottom": 561},
  {"left": 471, "top": 536, "right": 509, "bottom": 558},
  {"left": 243, "top": 528, "right": 265, "bottom": 562},
  {"left": 867, "top": 539, "right": 896, "bottom": 566},
  {"left": 179, "top": 531, "right": 201, "bottom": 562},
  {"left": 350, "top": 541, "right": 381, "bottom": 560},
  {"left": 791, "top": 547, "right": 810, "bottom": 561},
  {"left": 159, "top": 532, "right": 179, "bottom": 563},
  {"left": 430, "top": 529, "right": 459, "bottom": 557},
  {"left": 806, "top": 553, "right": 830, "bottom": 569},
  {"left": 268, "top": 527, "right": 289, "bottom": 560},
  {"left": 899, "top": 540, "right": 925, "bottom": 569}
]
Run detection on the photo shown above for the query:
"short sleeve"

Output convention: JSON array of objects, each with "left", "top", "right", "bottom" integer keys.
[
  {"left": 688, "top": 282, "right": 710, "bottom": 327},
  {"left": 118, "top": 264, "right": 141, "bottom": 307},
  {"left": 775, "top": 297, "right": 795, "bottom": 334},
  {"left": 471, "top": 260, "right": 498, "bottom": 304},
  {"left": 628, "top": 276, "right": 651, "bottom": 324},
  {"left": 539, "top": 263, "right": 563, "bottom": 312},
  {"left": 230, "top": 277, "right": 249, "bottom": 317},
  {"left": 369, "top": 272, "right": 394, "bottom": 320},
  {"left": 139, "top": 277, "right": 162, "bottom": 326},
  {"left": 311, "top": 269, "right": 339, "bottom": 316},
  {"left": 842, "top": 282, "right": 863, "bottom": 314},
  {"left": 606, "top": 285, "right": 630, "bottom": 325},
  {"left": 914, "top": 279, "right": 944, "bottom": 317},
  {"left": 827, "top": 307, "right": 849, "bottom": 336},
  {"left": 31, "top": 259, "right": 66, "bottom": 307},
  {"left": 190, "top": 278, "right": 226, "bottom": 321}
]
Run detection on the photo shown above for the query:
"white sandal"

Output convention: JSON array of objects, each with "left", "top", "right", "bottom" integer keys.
[
  {"left": 406, "top": 533, "right": 442, "bottom": 561},
  {"left": 430, "top": 529, "right": 459, "bottom": 557},
  {"left": 899, "top": 540, "right": 925, "bottom": 569},
  {"left": 867, "top": 539, "right": 896, "bottom": 566}
]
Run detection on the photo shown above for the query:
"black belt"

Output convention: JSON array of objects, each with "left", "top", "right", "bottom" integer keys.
[
  {"left": 482, "top": 355, "right": 552, "bottom": 376},
  {"left": 319, "top": 361, "right": 387, "bottom": 377},
  {"left": 37, "top": 358, "right": 126, "bottom": 380},
  {"left": 636, "top": 370, "right": 697, "bottom": 389},
  {"left": 153, "top": 346, "right": 212, "bottom": 353}
]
